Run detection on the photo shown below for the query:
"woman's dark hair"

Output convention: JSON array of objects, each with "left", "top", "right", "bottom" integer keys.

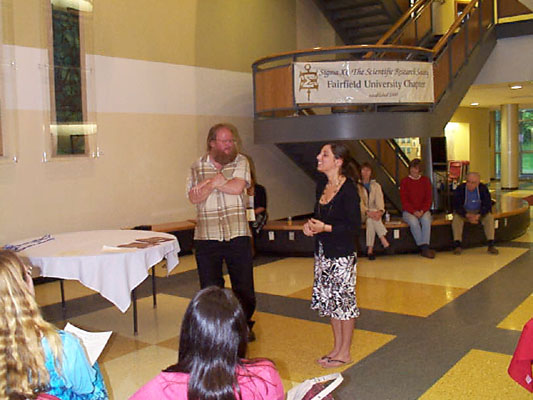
[
  {"left": 328, "top": 142, "right": 359, "bottom": 182},
  {"left": 359, "top": 161, "right": 373, "bottom": 176},
  {"left": 165, "top": 287, "right": 248, "bottom": 400},
  {"left": 408, "top": 158, "right": 422, "bottom": 170}
]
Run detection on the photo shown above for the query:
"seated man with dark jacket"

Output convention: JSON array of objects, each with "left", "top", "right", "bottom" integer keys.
[{"left": 452, "top": 172, "right": 498, "bottom": 255}]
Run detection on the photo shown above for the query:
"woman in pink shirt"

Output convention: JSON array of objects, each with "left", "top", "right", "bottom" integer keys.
[{"left": 130, "top": 287, "right": 284, "bottom": 400}]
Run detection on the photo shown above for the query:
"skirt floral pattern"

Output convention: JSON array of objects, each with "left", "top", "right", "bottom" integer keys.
[{"left": 311, "top": 242, "right": 359, "bottom": 320}]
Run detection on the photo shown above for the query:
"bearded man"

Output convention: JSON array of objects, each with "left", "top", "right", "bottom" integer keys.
[{"left": 186, "top": 123, "right": 256, "bottom": 340}]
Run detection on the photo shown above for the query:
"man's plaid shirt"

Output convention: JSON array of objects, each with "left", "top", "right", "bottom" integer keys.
[{"left": 186, "top": 153, "right": 251, "bottom": 241}]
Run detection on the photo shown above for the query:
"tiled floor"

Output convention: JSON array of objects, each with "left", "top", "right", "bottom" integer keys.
[{"left": 36, "top": 188, "right": 533, "bottom": 399}]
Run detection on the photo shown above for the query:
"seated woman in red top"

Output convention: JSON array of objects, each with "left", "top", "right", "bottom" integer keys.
[
  {"left": 130, "top": 286, "right": 284, "bottom": 400},
  {"left": 400, "top": 158, "right": 435, "bottom": 259}
]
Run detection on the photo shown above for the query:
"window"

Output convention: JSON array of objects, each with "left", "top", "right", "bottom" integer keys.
[
  {"left": 44, "top": 0, "right": 97, "bottom": 160},
  {"left": 494, "top": 110, "right": 501, "bottom": 178},
  {"left": 494, "top": 108, "right": 533, "bottom": 178},
  {"left": 519, "top": 109, "right": 533, "bottom": 175},
  {"left": 0, "top": 0, "right": 18, "bottom": 163}
]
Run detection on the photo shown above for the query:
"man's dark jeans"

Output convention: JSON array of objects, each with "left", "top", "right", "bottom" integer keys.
[{"left": 194, "top": 236, "right": 256, "bottom": 326}]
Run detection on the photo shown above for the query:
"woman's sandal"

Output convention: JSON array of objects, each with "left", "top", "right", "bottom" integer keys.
[
  {"left": 321, "top": 358, "right": 354, "bottom": 369},
  {"left": 316, "top": 355, "right": 331, "bottom": 365}
]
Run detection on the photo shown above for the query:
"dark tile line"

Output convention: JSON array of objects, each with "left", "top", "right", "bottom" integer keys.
[
  {"left": 500, "top": 241, "right": 533, "bottom": 248},
  {"left": 38, "top": 249, "right": 531, "bottom": 400},
  {"left": 336, "top": 247, "right": 532, "bottom": 400}
]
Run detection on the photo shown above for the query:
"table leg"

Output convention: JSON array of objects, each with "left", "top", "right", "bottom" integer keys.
[
  {"left": 60, "top": 279, "right": 66, "bottom": 319},
  {"left": 60, "top": 279, "right": 66, "bottom": 309},
  {"left": 152, "top": 266, "right": 157, "bottom": 308},
  {"left": 132, "top": 288, "right": 138, "bottom": 335}
]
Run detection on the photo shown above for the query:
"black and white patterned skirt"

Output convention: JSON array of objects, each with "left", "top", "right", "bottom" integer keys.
[{"left": 311, "top": 242, "right": 360, "bottom": 320}]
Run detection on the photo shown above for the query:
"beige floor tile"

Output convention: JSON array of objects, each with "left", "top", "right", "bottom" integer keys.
[
  {"left": 35, "top": 279, "right": 99, "bottom": 307},
  {"left": 357, "top": 247, "right": 527, "bottom": 289},
  {"left": 498, "top": 293, "right": 533, "bottom": 331},
  {"left": 154, "top": 254, "right": 197, "bottom": 277},
  {"left": 247, "top": 257, "right": 315, "bottom": 296},
  {"left": 67, "top": 294, "right": 189, "bottom": 344},
  {"left": 290, "top": 277, "right": 467, "bottom": 317},
  {"left": 503, "top": 190, "right": 533, "bottom": 199},
  {"left": 420, "top": 349, "right": 531, "bottom": 400},
  {"left": 247, "top": 311, "right": 395, "bottom": 383},
  {"left": 101, "top": 344, "right": 178, "bottom": 400},
  {"left": 156, "top": 336, "right": 180, "bottom": 352},
  {"left": 99, "top": 333, "right": 152, "bottom": 363},
  {"left": 512, "top": 226, "right": 533, "bottom": 243}
]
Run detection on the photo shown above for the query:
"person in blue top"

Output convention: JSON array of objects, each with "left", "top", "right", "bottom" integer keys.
[
  {"left": 0, "top": 250, "right": 108, "bottom": 400},
  {"left": 451, "top": 172, "right": 498, "bottom": 255}
]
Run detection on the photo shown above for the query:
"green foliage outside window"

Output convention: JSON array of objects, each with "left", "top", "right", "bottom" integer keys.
[
  {"left": 52, "top": 6, "right": 84, "bottom": 155},
  {"left": 520, "top": 109, "right": 533, "bottom": 174},
  {"left": 494, "top": 109, "right": 533, "bottom": 177}
]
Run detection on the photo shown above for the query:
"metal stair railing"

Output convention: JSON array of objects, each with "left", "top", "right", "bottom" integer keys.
[{"left": 252, "top": 0, "right": 494, "bottom": 118}]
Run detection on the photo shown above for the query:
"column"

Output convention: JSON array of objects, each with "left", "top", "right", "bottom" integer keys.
[{"left": 500, "top": 104, "right": 519, "bottom": 190}]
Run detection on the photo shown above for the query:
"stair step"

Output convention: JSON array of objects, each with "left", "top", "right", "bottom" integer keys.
[
  {"left": 338, "top": 14, "right": 391, "bottom": 29},
  {"left": 324, "top": 0, "right": 380, "bottom": 11},
  {"left": 332, "top": 4, "right": 383, "bottom": 20},
  {"left": 348, "top": 32, "right": 387, "bottom": 44},
  {"left": 346, "top": 23, "right": 391, "bottom": 37}
]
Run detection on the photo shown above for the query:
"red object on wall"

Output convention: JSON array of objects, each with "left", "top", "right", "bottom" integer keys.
[
  {"left": 508, "top": 318, "right": 533, "bottom": 392},
  {"left": 448, "top": 160, "right": 470, "bottom": 183}
]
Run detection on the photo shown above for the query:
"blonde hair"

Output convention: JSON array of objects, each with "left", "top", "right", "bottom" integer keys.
[{"left": 0, "top": 251, "right": 63, "bottom": 399}]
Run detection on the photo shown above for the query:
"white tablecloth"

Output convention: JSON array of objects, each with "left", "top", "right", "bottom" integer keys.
[{"left": 14, "top": 230, "right": 180, "bottom": 312}]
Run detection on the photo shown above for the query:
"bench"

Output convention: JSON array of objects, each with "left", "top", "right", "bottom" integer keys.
[{"left": 255, "top": 197, "right": 530, "bottom": 256}]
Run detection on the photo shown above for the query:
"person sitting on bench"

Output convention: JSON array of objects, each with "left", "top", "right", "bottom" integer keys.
[{"left": 452, "top": 172, "right": 498, "bottom": 255}]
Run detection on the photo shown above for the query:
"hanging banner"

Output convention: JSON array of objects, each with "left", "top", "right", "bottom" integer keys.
[{"left": 294, "top": 61, "right": 434, "bottom": 104}]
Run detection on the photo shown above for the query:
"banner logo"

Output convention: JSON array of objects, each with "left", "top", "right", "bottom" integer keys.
[{"left": 298, "top": 64, "right": 319, "bottom": 101}]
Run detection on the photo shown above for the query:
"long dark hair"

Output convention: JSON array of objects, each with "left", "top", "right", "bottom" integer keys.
[
  {"left": 328, "top": 142, "right": 359, "bottom": 182},
  {"left": 165, "top": 287, "right": 248, "bottom": 400}
]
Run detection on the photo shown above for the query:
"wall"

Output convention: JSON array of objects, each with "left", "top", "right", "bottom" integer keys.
[
  {"left": 296, "top": 0, "right": 337, "bottom": 49},
  {"left": 0, "top": 0, "right": 332, "bottom": 244},
  {"left": 474, "top": 34, "right": 533, "bottom": 85},
  {"left": 445, "top": 122, "right": 470, "bottom": 161},
  {"left": 449, "top": 107, "right": 492, "bottom": 182},
  {"left": 432, "top": 0, "right": 456, "bottom": 36}
]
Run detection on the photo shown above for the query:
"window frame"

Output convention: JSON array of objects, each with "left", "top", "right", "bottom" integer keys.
[{"left": 41, "top": 0, "right": 98, "bottom": 161}]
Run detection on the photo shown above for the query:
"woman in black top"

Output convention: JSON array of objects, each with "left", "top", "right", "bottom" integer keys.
[{"left": 303, "top": 143, "right": 361, "bottom": 369}]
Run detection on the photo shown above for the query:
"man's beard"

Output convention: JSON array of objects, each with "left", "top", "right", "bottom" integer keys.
[{"left": 213, "top": 147, "right": 237, "bottom": 165}]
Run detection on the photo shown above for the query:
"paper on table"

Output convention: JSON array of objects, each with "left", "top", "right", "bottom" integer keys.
[
  {"left": 64, "top": 323, "right": 112, "bottom": 365},
  {"left": 101, "top": 245, "right": 137, "bottom": 252}
]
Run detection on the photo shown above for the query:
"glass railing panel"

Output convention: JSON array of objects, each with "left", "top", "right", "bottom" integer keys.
[
  {"left": 498, "top": 0, "right": 532, "bottom": 19},
  {"left": 415, "top": 6, "right": 432, "bottom": 42},
  {"left": 482, "top": 0, "right": 494, "bottom": 28},
  {"left": 433, "top": 46, "right": 450, "bottom": 101},
  {"left": 395, "top": 21, "right": 417, "bottom": 46},
  {"left": 254, "top": 65, "right": 293, "bottom": 114},
  {"left": 467, "top": 7, "right": 481, "bottom": 53},
  {"left": 450, "top": 27, "right": 467, "bottom": 77}
]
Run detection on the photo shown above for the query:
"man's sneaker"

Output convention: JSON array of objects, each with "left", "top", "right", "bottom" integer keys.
[
  {"left": 453, "top": 247, "right": 462, "bottom": 255},
  {"left": 487, "top": 245, "right": 499, "bottom": 255}
]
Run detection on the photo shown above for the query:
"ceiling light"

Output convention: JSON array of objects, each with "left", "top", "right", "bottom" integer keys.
[
  {"left": 510, "top": 85, "right": 523, "bottom": 90},
  {"left": 470, "top": 102, "right": 479, "bottom": 106}
]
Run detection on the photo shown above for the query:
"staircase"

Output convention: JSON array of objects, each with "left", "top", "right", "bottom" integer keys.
[
  {"left": 312, "top": 0, "right": 407, "bottom": 44},
  {"left": 253, "top": 0, "right": 497, "bottom": 211},
  {"left": 278, "top": 139, "right": 408, "bottom": 211}
]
